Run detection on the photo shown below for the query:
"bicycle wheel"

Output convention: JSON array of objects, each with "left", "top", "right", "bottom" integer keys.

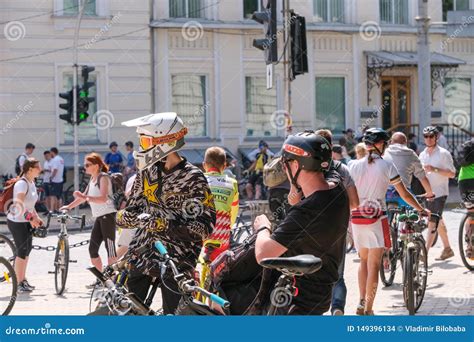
[
  {"left": 413, "top": 238, "right": 428, "bottom": 312},
  {"left": 459, "top": 213, "right": 474, "bottom": 271},
  {"left": 0, "top": 234, "right": 16, "bottom": 264},
  {"left": 0, "top": 256, "right": 17, "bottom": 315},
  {"left": 54, "top": 236, "right": 69, "bottom": 295},
  {"left": 380, "top": 226, "right": 398, "bottom": 286},
  {"left": 403, "top": 248, "right": 415, "bottom": 315}
]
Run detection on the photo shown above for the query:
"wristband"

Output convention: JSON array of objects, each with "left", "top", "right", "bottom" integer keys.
[
  {"left": 24, "top": 211, "right": 34, "bottom": 221},
  {"left": 256, "top": 226, "right": 271, "bottom": 234}
]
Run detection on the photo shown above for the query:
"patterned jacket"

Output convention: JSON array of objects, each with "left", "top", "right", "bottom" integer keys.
[{"left": 116, "top": 158, "right": 216, "bottom": 275}]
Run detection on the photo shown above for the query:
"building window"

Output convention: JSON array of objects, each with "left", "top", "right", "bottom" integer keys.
[
  {"left": 443, "top": 0, "right": 470, "bottom": 21},
  {"left": 169, "top": 0, "right": 203, "bottom": 18},
  {"left": 62, "top": 73, "right": 99, "bottom": 144},
  {"left": 171, "top": 75, "right": 207, "bottom": 137},
  {"left": 314, "top": 0, "right": 344, "bottom": 23},
  {"left": 380, "top": 0, "right": 409, "bottom": 24},
  {"left": 445, "top": 77, "right": 472, "bottom": 131},
  {"left": 244, "top": 0, "right": 260, "bottom": 19},
  {"left": 245, "top": 76, "right": 278, "bottom": 137},
  {"left": 315, "top": 77, "right": 345, "bottom": 132},
  {"left": 63, "top": 0, "right": 97, "bottom": 16}
]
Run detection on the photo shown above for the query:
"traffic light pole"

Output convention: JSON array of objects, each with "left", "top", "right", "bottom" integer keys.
[
  {"left": 416, "top": 0, "right": 431, "bottom": 146},
  {"left": 282, "top": 0, "right": 292, "bottom": 136},
  {"left": 72, "top": 0, "right": 86, "bottom": 215}
]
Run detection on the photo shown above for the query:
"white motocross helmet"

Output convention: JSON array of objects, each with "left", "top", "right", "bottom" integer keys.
[{"left": 122, "top": 112, "right": 188, "bottom": 170}]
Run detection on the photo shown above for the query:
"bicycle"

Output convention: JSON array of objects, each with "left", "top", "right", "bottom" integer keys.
[
  {"left": 0, "top": 233, "right": 16, "bottom": 264},
  {"left": 195, "top": 239, "right": 222, "bottom": 303},
  {"left": 381, "top": 207, "right": 439, "bottom": 315},
  {"left": 0, "top": 256, "right": 17, "bottom": 315},
  {"left": 46, "top": 211, "right": 85, "bottom": 295},
  {"left": 458, "top": 210, "right": 474, "bottom": 271},
  {"left": 87, "top": 242, "right": 229, "bottom": 316}
]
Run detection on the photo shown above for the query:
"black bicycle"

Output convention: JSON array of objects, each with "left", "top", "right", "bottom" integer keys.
[
  {"left": 46, "top": 211, "right": 85, "bottom": 295},
  {"left": 381, "top": 207, "right": 439, "bottom": 315},
  {"left": 0, "top": 233, "right": 16, "bottom": 264},
  {"left": 87, "top": 242, "right": 229, "bottom": 316},
  {"left": 0, "top": 256, "right": 17, "bottom": 315},
  {"left": 458, "top": 210, "right": 474, "bottom": 271}
]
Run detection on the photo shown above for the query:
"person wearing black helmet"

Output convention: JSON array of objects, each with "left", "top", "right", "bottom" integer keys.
[
  {"left": 419, "top": 126, "right": 456, "bottom": 259},
  {"left": 349, "top": 128, "right": 429, "bottom": 315},
  {"left": 253, "top": 130, "right": 349, "bottom": 315}
]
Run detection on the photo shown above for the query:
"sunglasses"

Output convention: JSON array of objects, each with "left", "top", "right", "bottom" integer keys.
[
  {"left": 84, "top": 163, "right": 93, "bottom": 168},
  {"left": 423, "top": 135, "right": 435, "bottom": 139}
]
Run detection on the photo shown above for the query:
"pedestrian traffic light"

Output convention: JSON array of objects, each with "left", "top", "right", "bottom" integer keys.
[
  {"left": 252, "top": 0, "right": 278, "bottom": 65},
  {"left": 290, "top": 13, "right": 308, "bottom": 79},
  {"left": 59, "top": 88, "right": 74, "bottom": 124},
  {"left": 76, "top": 66, "right": 96, "bottom": 125}
]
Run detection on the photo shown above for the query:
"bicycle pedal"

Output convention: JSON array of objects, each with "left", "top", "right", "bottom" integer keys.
[{"left": 69, "top": 260, "right": 77, "bottom": 263}]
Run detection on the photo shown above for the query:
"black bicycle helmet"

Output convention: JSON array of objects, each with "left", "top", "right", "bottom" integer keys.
[
  {"left": 281, "top": 130, "right": 332, "bottom": 172},
  {"left": 422, "top": 126, "right": 439, "bottom": 136},
  {"left": 31, "top": 226, "right": 48, "bottom": 238},
  {"left": 362, "top": 128, "right": 391, "bottom": 145}
]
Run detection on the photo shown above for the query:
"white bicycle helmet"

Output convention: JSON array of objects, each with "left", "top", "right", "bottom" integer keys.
[{"left": 122, "top": 112, "right": 188, "bottom": 170}]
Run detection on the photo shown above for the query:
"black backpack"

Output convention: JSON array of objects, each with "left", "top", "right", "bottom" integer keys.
[
  {"left": 87, "top": 172, "right": 125, "bottom": 210},
  {"left": 457, "top": 139, "right": 474, "bottom": 167},
  {"left": 14, "top": 154, "right": 26, "bottom": 175}
]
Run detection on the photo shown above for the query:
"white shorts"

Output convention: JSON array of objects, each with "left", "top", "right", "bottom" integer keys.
[
  {"left": 117, "top": 228, "right": 136, "bottom": 247},
  {"left": 352, "top": 217, "right": 390, "bottom": 250}
]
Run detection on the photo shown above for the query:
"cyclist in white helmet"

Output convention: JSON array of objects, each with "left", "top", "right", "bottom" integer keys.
[{"left": 116, "top": 112, "right": 216, "bottom": 314}]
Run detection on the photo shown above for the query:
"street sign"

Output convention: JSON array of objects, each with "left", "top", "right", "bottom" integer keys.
[{"left": 267, "top": 64, "right": 273, "bottom": 89}]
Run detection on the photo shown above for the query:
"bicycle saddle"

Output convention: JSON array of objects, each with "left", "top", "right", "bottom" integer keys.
[{"left": 260, "top": 255, "right": 322, "bottom": 275}]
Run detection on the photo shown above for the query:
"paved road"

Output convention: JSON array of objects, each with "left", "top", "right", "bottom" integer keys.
[{"left": 3, "top": 210, "right": 472, "bottom": 315}]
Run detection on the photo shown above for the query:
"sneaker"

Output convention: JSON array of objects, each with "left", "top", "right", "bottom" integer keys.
[
  {"left": 435, "top": 247, "right": 454, "bottom": 261},
  {"left": 356, "top": 299, "right": 365, "bottom": 315},
  {"left": 332, "top": 309, "right": 344, "bottom": 316},
  {"left": 85, "top": 279, "right": 102, "bottom": 289},
  {"left": 18, "top": 281, "right": 33, "bottom": 293},
  {"left": 23, "top": 279, "right": 35, "bottom": 290}
]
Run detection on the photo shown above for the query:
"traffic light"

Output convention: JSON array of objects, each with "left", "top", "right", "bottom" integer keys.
[
  {"left": 76, "top": 66, "right": 95, "bottom": 125},
  {"left": 252, "top": 0, "right": 278, "bottom": 65},
  {"left": 59, "top": 88, "right": 74, "bottom": 124},
  {"left": 290, "top": 13, "right": 308, "bottom": 79}
]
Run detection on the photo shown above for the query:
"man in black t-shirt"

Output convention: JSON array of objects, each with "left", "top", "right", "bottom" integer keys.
[{"left": 254, "top": 131, "right": 349, "bottom": 315}]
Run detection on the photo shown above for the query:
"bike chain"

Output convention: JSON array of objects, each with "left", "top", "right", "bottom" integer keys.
[{"left": 32, "top": 239, "right": 90, "bottom": 252}]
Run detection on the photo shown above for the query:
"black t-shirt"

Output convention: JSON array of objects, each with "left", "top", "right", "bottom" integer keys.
[{"left": 270, "top": 184, "right": 349, "bottom": 314}]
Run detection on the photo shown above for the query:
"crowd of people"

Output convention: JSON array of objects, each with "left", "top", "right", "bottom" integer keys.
[{"left": 3, "top": 111, "right": 473, "bottom": 316}]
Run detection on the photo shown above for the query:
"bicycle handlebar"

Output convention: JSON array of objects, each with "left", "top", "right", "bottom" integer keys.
[{"left": 46, "top": 211, "right": 86, "bottom": 230}]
